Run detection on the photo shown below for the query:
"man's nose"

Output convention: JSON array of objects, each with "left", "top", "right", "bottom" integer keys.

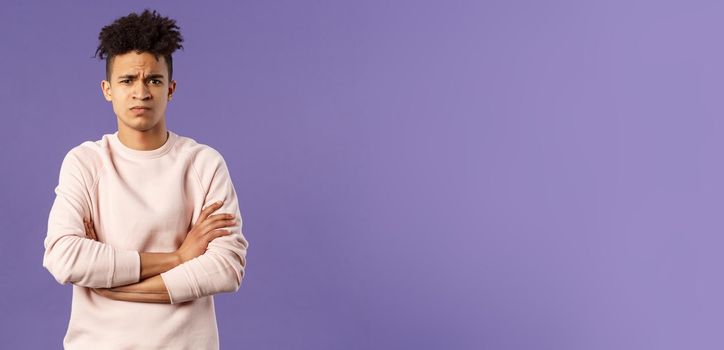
[{"left": 133, "top": 81, "right": 151, "bottom": 100}]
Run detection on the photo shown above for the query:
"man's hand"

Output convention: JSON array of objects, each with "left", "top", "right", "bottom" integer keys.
[
  {"left": 83, "top": 217, "right": 99, "bottom": 241},
  {"left": 175, "top": 200, "right": 236, "bottom": 263}
]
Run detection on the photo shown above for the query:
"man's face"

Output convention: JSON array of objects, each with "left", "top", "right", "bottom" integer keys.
[{"left": 101, "top": 51, "right": 176, "bottom": 132}]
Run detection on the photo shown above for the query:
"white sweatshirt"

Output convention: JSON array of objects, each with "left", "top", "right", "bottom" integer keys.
[{"left": 42, "top": 130, "right": 249, "bottom": 349}]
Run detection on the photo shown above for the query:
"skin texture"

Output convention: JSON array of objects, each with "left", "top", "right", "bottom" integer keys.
[{"left": 90, "top": 51, "right": 237, "bottom": 303}]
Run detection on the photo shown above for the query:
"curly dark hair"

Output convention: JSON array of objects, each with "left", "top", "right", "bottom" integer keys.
[{"left": 94, "top": 9, "right": 184, "bottom": 82}]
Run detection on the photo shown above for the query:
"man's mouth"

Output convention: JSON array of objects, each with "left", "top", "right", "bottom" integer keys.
[{"left": 130, "top": 107, "right": 151, "bottom": 114}]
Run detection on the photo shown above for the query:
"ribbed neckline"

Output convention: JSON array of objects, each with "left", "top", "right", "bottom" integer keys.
[{"left": 109, "top": 130, "right": 178, "bottom": 159}]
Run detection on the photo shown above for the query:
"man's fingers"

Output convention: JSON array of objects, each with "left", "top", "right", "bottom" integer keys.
[
  {"left": 192, "top": 200, "right": 227, "bottom": 230},
  {"left": 85, "top": 217, "right": 98, "bottom": 241},
  {"left": 198, "top": 200, "right": 225, "bottom": 223},
  {"left": 203, "top": 213, "right": 236, "bottom": 226},
  {"left": 201, "top": 217, "right": 237, "bottom": 233},
  {"left": 195, "top": 213, "right": 234, "bottom": 233},
  {"left": 207, "top": 213, "right": 234, "bottom": 220},
  {"left": 83, "top": 218, "right": 91, "bottom": 238},
  {"left": 207, "top": 229, "right": 232, "bottom": 241}
]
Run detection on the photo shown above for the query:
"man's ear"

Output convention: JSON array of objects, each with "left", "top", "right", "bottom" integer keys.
[
  {"left": 101, "top": 80, "right": 112, "bottom": 102},
  {"left": 168, "top": 79, "right": 176, "bottom": 100}
]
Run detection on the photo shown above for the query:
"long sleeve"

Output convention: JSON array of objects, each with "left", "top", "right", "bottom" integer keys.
[
  {"left": 160, "top": 149, "right": 249, "bottom": 304},
  {"left": 42, "top": 150, "right": 140, "bottom": 288}
]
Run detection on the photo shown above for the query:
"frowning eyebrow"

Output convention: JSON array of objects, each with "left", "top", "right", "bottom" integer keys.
[{"left": 117, "top": 73, "right": 166, "bottom": 81}]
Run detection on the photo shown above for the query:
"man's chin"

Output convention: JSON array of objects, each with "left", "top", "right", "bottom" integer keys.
[{"left": 118, "top": 117, "right": 160, "bottom": 132}]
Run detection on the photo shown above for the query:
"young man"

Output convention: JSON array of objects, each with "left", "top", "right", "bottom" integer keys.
[{"left": 42, "top": 9, "right": 249, "bottom": 349}]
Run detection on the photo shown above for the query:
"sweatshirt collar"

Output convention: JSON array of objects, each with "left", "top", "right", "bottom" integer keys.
[{"left": 109, "top": 130, "right": 178, "bottom": 159}]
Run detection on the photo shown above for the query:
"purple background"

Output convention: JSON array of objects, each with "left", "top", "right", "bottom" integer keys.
[{"left": 0, "top": 0, "right": 720, "bottom": 348}]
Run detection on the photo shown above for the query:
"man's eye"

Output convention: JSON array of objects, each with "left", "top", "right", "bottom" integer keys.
[
  {"left": 120, "top": 80, "right": 130, "bottom": 84},
  {"left": 150, "top": 80, "right": 162, "bottom": 85}
]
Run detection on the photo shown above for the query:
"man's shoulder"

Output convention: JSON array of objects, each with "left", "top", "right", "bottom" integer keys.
[
  {"left": 64, "top": 135, "right": 109, "bottom": 165},
  {"left": 57, "top": 136, "right": 110, "bottom": 186},
  {"left": 175, "top": 134, "right": 226, "bottom": 163},
  {"left": 174, "top": 135, "right": 231, "bottom": 184}
]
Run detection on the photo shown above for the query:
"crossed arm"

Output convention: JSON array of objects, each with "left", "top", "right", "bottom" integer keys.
[
  {"left": 89, "top": 246, "right": 175, "bottom": 303},
  {"left": 44, "top": 149, "right": 249, "bottom": 305},
  {"left": 93, "top": 274, "right": 171, "bottom": 303},
  {"left": 83, "top": 203, "right": 233, "bottom": 304}
]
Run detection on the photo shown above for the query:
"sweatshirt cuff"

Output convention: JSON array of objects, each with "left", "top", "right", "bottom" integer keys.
[
  {"left": 111, "top": 250, "right": 140, "bottom": 286},
  {"left": 160, "top": 262, "right": 198, "bottom": 304}
]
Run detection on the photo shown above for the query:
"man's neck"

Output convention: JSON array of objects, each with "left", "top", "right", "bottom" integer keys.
[{"left": 117, "top": 126, "right": 169, "bottom": 151}]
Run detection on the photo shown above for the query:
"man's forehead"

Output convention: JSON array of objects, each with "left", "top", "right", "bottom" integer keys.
[
  {"left": 115, "top": 70, "right": 166, "bottom": 77},
  {"left": 111, "top": 52, "right": 167, "bottom": 76}
]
